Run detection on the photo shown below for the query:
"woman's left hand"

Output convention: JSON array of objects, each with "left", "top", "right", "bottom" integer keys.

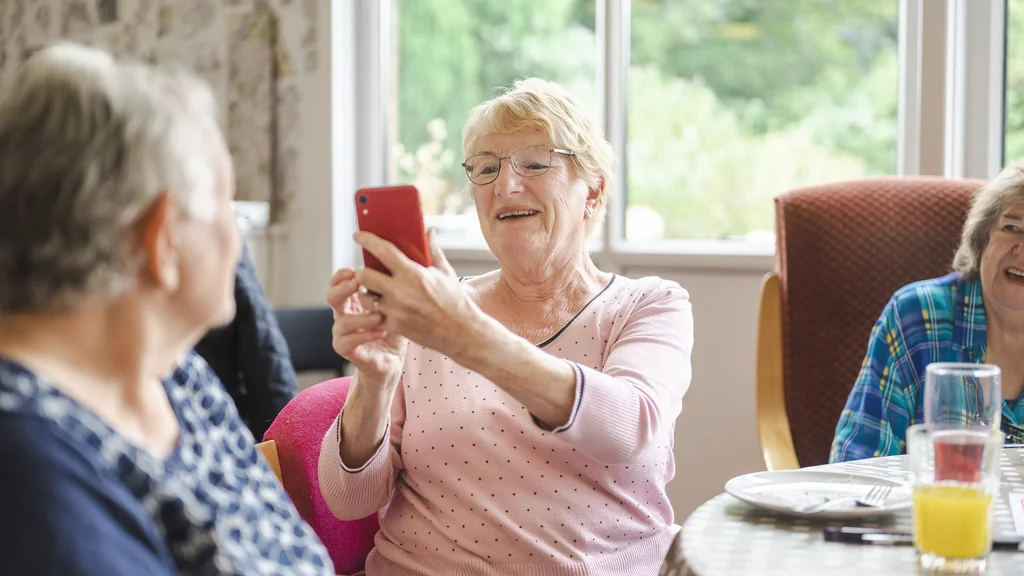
[{"left": 353, "top": 231, "right": 481, "bottom": 356}]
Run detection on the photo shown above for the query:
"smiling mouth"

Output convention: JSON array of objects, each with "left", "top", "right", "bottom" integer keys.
[
  {"left": 1007, "top": 267, "right": 1024, "bottom": 280},
  {"left": 497, "top": 210, "right": 539, "bottom": 220}
]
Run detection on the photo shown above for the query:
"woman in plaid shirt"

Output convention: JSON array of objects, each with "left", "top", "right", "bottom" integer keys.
[{"left": 831, "top": 161, "right": 1024, "bottom": 462}]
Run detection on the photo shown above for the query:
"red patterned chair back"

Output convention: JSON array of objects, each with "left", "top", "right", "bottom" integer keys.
[{"left": 760, "top": 177, "right": 981, "bottom": 468}]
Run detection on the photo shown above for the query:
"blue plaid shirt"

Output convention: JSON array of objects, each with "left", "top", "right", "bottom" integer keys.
[{"left": 829, "top": 272, "right": 1024, "bottom": 463}]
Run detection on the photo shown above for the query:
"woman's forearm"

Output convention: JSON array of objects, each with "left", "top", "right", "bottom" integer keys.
[
  {"left": 452, "top": 313, "right": 577, "bottom": 428},
  {"left": 338, "top": 371, "right": 400, "bottom": 468}
]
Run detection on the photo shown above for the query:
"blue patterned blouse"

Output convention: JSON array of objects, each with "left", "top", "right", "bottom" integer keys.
[{"left": 0, "top": 352, "right": 332, "bottom": 575}]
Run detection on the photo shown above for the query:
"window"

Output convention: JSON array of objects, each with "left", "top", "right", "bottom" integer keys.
[
  {"left": 626, "top": 0, "right": 899, "bottom": 243},
  {"left": 362, "top": 1, "right": 1012, "bottom": 261},
  {"left": 1007, "top": 0, "right": 1024, "bottom": 163},
  {"left": 391, "top": 0, "right": 598, "bottom": 244}
]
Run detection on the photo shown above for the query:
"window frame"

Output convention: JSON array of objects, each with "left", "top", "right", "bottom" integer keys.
[{"left": 335, "top": 0, "right": 1008, "bottom": 274}]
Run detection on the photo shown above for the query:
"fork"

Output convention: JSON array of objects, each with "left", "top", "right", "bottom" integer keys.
[{"left": 797, "top": 484, "right": 893, "bottom": 515}]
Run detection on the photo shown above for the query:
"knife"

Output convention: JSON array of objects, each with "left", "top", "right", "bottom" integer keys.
[{"left": 824, "top": 527, "right": 1024, "bottom": 551}]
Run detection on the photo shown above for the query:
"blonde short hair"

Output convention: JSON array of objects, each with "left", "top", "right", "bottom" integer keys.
[
  {"left": 953, "top": 160, "right": 1024, "bottom": 278},
  {"left": 462, "top": 78, "right": 614, "bottom": 233}
]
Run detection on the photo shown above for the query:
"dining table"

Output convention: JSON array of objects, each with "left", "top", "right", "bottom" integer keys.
[{"left": 677, "top": 448, "right": 1024, "bottom": 575}]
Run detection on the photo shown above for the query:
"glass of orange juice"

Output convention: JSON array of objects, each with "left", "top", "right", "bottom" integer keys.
[{"left": 908, "top": 424, "right": 1003, "bottom": 573}]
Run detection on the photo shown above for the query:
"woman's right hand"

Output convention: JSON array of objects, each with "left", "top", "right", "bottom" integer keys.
[{"left": 326, "top": 268, "right": 406, "bottom": 386}]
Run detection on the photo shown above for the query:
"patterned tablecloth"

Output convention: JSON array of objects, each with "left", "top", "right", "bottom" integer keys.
[{"left": 680, "top": 449, "right": 1024, "bottom": 575}]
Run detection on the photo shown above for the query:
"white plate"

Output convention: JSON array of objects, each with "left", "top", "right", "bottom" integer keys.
[{"left": 724, "top": 470, "right": 912, "bottom": 519}]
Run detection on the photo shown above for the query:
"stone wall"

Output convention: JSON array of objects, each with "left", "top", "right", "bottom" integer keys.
[{"left": 0, "top": 0, "right": 320, "bottom": 222}]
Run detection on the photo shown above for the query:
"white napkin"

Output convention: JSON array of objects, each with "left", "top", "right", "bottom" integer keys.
[{"left": 1010, "top": 491, "right": 1024, "bottom": 535}]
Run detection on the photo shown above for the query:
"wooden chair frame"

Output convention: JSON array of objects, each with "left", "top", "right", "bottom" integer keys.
[
  {"left": 256, "top": 439, "right": 283, "bottom": 482},
  {"left": 755, "top": 272, "right": 799, "bottom": 471}
]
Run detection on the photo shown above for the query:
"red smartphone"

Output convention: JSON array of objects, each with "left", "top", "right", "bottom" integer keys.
[{"left": 355, "top": 185, "right": 431, "bottom": 275}]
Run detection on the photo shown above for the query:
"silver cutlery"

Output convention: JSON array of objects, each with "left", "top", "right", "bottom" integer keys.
[{"left": 797, "top": 484, "right": 893, "bottom": 515}]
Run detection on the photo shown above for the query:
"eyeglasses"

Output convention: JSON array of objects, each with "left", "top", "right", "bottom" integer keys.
[{"left": 462, "top": 145, "right": 575, "bottom": 185}]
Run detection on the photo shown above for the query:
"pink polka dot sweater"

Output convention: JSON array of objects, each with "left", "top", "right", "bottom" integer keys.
[{"left": 318, "top": 275, "right": 693, "bottom": 575}]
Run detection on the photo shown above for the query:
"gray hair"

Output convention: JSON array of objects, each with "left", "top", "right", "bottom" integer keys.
[
  {"left": 953, "top": 160, "right": 1024, "bottom": 278},
  {"left": 0, "top": 43, "right": 220, "bottom": 314}
]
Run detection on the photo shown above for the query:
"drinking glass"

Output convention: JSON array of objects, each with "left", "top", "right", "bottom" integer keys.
[
  {"left": 923, "top": 363, "right": 1001, "bottom": 431},
  {"left": 908, "top": 424, "right": 1003, "bottom": 573}
]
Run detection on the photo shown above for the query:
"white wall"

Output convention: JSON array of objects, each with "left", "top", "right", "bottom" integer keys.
[{"left": 268, "top": 0, "right": 342, "bottom": 308}]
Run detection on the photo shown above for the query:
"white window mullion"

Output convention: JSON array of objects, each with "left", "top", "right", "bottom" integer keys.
[
  {"left": 945, "top": 0, "right": 1006, "bottom": 179},
  {"left": 597, "top": 0, "right": 629, "bottom": 271},
  {"left": 988, "top": 0, "right": 1008, "bottom": 174},
  {"left": 331, "top": 0, "right": 358, "bottom": 271},
  {"left": 919, "top": 0, "right": 950, "bottom": 176},
  {"left": 335, "top": 0, "right": 390, "bottom": 272},
  {"left": 382, "top": 0, "right": 398, "bottom": 184},
  {"left": 355, "top": 0, "right": 389, "bottom": 189},
  {"left": 898, "top": 0, "right": 922, "bottom": 176},
  {"left": 945, "top": 0, "right": 964, "bottom": 177}
]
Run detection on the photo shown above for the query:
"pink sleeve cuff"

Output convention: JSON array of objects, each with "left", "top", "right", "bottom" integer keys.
[
  {"left": 317, "top": 411, "right": 396, "bottom": 520},
  {"left": 530, "top": 360, "right": 584, "bottom": 432}
]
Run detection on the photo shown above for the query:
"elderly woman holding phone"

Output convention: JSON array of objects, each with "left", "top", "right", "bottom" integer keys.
[
  {"left": 831, "top": 161, "right": 1024, "bottom": 463},
  {"left": 319, "top": 78, "right": 693, "bottom": 575}
]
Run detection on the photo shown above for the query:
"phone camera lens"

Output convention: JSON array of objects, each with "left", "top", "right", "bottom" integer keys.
[{"left": 359, "top": 195, "right": 368, "bottom": 204}]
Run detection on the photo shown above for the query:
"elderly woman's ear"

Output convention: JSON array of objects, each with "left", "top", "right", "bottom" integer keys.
[
  {"left": 137, "top": 192, "right": 181, "bottom": 290},
  {"left": 585, "top": 181, "right": 603, "bottom": 220}
]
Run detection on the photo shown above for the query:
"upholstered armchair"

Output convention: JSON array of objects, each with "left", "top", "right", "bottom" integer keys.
[
  {"left": 258, "top": 377, "right": 378, "bottom": 576},
  {"left": 756, "top": 177, "right": 981, "bottom": 469}
]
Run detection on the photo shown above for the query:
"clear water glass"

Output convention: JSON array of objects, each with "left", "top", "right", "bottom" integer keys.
[{"left": 923, "top": 363, "right": 1001, "bottom": 431}]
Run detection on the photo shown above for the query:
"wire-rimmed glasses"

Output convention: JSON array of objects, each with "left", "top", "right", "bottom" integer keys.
[{"left": 462, "top": 145, "right": 575, "bottom": 185}]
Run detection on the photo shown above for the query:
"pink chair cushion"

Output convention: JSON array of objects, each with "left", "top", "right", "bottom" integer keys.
[{"left": 264, "top": 376, "right": 379, "bottom": 575}]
